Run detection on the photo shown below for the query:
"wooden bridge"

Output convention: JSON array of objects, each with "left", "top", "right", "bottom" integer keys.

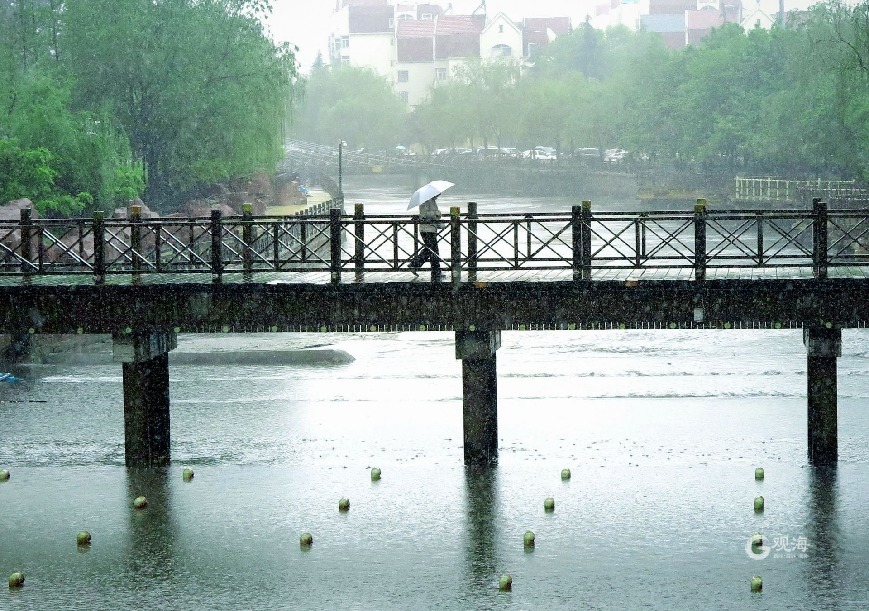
[{"left": 1, "top": 199, "right": 866, "bottom": 469}]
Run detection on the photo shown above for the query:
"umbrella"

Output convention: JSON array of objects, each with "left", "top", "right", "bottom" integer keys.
[{"left": 407, "top": 180, "right": 454, "bottom": 210}]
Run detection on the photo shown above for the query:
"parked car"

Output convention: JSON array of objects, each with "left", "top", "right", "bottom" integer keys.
[
  {"left": 574, "top": 147, "right": 601, "bottom": 160},
  {"left": 522, "top": 146, "right": 557, "bottom": 161},
  {"left": 604, "top": 148, "right": 628, "bottom": 163},
  {"left": 476, "top": 145, "right": 501, "bottom": 159},
  {"left": 500, "top": 147, "right": 520, "bottom": 158}
]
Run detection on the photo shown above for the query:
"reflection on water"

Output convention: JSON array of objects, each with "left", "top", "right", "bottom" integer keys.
[
  {"left": 463, "top": 466, "right": 500, "bottom": 594},
  {"left": 805, "top": 466, "right": 840, "bottom": 606},
  {"left": 125, "top": 468, "right": 177, "bottom": 585}
]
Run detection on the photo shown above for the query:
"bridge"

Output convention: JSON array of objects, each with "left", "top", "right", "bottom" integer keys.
[{"left": 1, "top": 198, "right": 866, "bottom": 468}]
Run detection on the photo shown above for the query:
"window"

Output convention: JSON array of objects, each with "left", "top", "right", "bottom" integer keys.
[
  {"left": 491, "top": 44, "right": 512, "bottom": 58},
  {"left": 341, "top": 36, "right": 349, "bottom": 49},
  {"left": 498, "top": 24, "right": 504, "bottom": 33},
  {"left": 389, "top": 18, "right": 394, "bottom": 28},
  {"left": 421, "top": 13, "right": 432, "bottom": 20},
  {"left": 436, "top": 68, "right": 447, "bottom": 81},
  {"left": 527, "top": 42, "right": 538, "bottom": 58},
  {"left": 399, "top": 92, "right": 409, "bottom": 103},
  {"left": 341, "top": 57, "right": 350, "bottom": 65},
  {"left": 397, "top": 70, "right": 409, "bottom": 83}
]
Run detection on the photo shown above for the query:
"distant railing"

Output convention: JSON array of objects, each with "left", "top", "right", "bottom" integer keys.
[
  {"left": 2, "top": 199, "right": 868, "bottom": 283},
  {"left": 734, "top": 177, "right": 869, "bottom": 203}
]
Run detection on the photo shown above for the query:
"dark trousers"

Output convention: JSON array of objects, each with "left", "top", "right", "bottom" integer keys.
[{"left": 411, "top": 231, "right": 440, "bottom": 270}]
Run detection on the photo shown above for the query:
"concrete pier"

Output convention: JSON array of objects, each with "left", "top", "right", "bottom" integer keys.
[
  {"left": 456, "top": 329, "right": 501, "bottom": 465},
  {"left": 804, "top": 327, "right": 841, "bottom": 465},
  {"left": 113, "top": 331, "right": 177, "bottom": 467}
]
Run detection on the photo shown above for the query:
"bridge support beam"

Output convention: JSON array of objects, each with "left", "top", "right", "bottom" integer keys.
[
  {"left": 113, "top": 330, "right": 177, "bottom": 468},
  {"left": 456, "top": 329, "right": 501, "bottom": 466},
  {"left": 804, "top": 327, "right": 841, "bottom": 465}
]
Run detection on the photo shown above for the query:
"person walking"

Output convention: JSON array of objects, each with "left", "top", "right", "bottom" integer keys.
[{"left": 410, "top": 194, "right": 442, "bottom": 280}]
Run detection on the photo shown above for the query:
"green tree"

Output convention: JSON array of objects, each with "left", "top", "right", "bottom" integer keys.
[
  {"left": 62, "top": 0, "right": 297, "bottom": 209},
  {"left": 292, "top": 65, "right": 405, "bottom": 151}
]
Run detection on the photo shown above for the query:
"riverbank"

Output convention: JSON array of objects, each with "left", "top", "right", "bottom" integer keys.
[{"left": 3, "top": 333, "right": 355, "bottom": 368}]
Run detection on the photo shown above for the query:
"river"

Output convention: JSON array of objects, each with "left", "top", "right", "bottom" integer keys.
[{"left": 1, "top": 176, "right": 868, "bottom": 610}]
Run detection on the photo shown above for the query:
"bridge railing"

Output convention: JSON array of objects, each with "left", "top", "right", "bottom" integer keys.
[{"left": 3, "top": 199, "right": 869, "bottom": 283}]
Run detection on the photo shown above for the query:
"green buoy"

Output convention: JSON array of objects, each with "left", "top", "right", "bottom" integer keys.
[
  {"left": 77, "top": 531, "right": 92, "bottom": 546},
  {"left": 498, "top": 574, "right": 512, "bottom": 591},
  {"left": 133, "top": 496, "right": 148, "bottom": 510},
  {"left": 0, "top": 469, "right": 9, "bottom": 481},
  {"left": 8, "top": 572, "right": 24, "bottom": 589},
  {"left": 754, "top": 496, "right": 764, "bottom": 512},
  {"left": 338, "top": 498, "right": 350, "bottom": 512},
  {"left": 755, "top": 467, "right": 764, "bottom": 480},
  {"left": 751, "top": 576, "right": 763, "bottom": 592},
  {"left": 371, "top": 467, "right": 381, "bottom": 481},
  {"left": 299, "top": 532, "right": 313, "bottom": 547},
  {"left": 523, "top": 530, "right": 535, "bottom": 547},
  {"left": 544, "top": 497, "right": 555, "bottom": 512},
  {"left": 182, "top": 468, "right": 194, "bottom": 482},
  {"left": 561, "top": 468, "right": 571, "bottom": 480}
]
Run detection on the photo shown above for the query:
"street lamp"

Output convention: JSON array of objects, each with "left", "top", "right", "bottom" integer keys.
[{"left": 338, "top": 140, "right": 347, "bottom": 194}]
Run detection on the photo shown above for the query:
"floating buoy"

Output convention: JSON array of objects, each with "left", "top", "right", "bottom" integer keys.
[
  {"left": 751, "top": 533, "right": 763, "bottom": 547},
  {"left": 8, "top": 572, "right": 24, "bottom": 589},
  {"left": 299, "top": 532, "right": 313, "bottom": 547},
  {"left": 77, "top": 531, "right": 92, "bottom": 546},
  {"left": 751, "top": 576, "right": 763, "bottom": 592},
  {"left": 755, "top": 467, "right": 764, "bottom": 480},
  {"left": 0, "top": 469, "right": 9, "bottom": 481},
  {"left": 133, "top": 496, "right": 148, "bottom": 510},
  {"left": 561, "top": 468, "right": 571, "bottom": 480},
  {"left": 338, "top": 498, "right": 350, "bottom": 512},
  {"left": 523, "top": 531, "right": 535, "bottom": 547},
  {"left": 544, "top": 497, "right": 555, "bottom": 512},
  {"left": 370, "top": 467, "right": 381, "bottom": 481},
  {"left": 498, "top": 574, "right": 512, "bottom": 591},
  {"left": 182, "top": 468, "right": 194, "bottom": 482},
  {"left": 754, "top": 496, "right": 764, "bottom": 512}
]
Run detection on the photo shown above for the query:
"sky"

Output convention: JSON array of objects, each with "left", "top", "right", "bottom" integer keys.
[{"left": 268, "top": 0, "right": 596, "bottom": 73}]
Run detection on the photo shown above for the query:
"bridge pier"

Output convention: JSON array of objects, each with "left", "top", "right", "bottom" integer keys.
[
  {"left": 804, "top": 327, "right": 841, "bottom": 465},
  {"left": 455, "top": 329, "right": 501, "bottom": 465},
  {"left": 113, "top": 330, "right": 177, "bottom": 467}
]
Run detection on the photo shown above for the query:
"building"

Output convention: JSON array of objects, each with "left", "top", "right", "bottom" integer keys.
[{"left": 327, "top": 1, "right": 571, "bottom": 107}]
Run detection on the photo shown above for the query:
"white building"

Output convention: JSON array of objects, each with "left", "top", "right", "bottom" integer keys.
[{"left": 328, "top": 1, "right": 571, "bottom": 107}]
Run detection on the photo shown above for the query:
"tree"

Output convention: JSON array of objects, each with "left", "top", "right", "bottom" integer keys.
[
  {"left": 62, "top": 0, "right": 298, "bottom": 209},
  {"left": 291, "top": 65, "right": 405, "bottom": 151}
]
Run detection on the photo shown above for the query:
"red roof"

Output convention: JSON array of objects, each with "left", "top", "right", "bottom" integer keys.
[
  {"left": 437, "top": 14, "right": 485, "bottom": 34},
  {"left": 396, "top": 19, "right": 436, "bottom": 38},
  {"left": 396, "top": 14, "right": 484, "bottom": 61}
]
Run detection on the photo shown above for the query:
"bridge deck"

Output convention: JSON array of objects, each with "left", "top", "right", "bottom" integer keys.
[{"left": 1, "top": 265, "right": 867, "bottom": 287}]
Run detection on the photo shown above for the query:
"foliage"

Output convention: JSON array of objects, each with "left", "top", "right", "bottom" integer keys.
[
  {"left": 61, "top": 0, "right": 298, "bottom": 210},
  {"left": 0, "top": 138, "right": 91, "bottom": 215},
  {"left": 290, "top": 65, "right": 405, "bottom": 151}
]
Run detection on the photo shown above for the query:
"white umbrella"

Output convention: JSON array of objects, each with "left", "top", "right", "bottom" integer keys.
[{"left": 407, "top": 180, "right": 454, "bottom": 210}]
